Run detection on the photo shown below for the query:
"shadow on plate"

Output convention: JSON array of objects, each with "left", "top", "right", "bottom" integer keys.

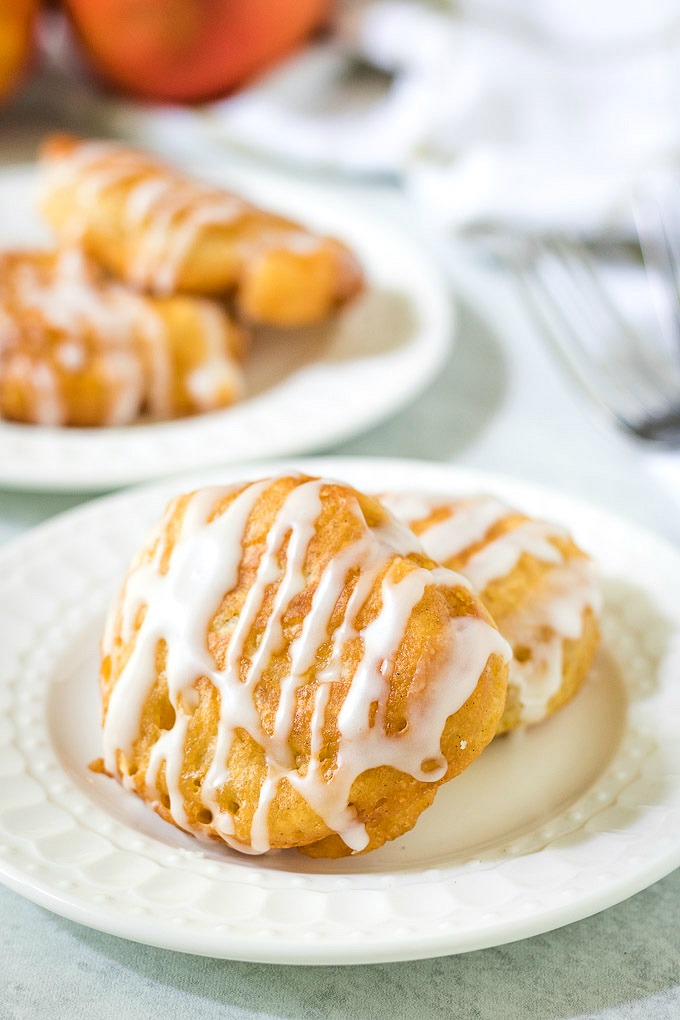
[
  {"left": 333, "top": 295, "right": 507, "bottom": 460},
  {"left": 246, "top": 286, "right": 418, "bottom": 397},
  {"left": 48, "top": 866, "right": 680, "bottom": 1018},
  {"left": 49, "top": 574, "right": 676, "bottom": 878}
]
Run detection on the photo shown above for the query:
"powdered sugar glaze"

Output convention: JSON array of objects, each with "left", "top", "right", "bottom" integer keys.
[
  {"left": 0, "top": 250, "right": 162, "bottom": 425},
  {"left": 0, "top": 249, "right": 244, "bottom": 426},
  {"left": 381, "top": 491, "right": 602, "bottom": 725},
  {"left": 102, "top": 476, "right": 509, "bottom": 854},
  {"left": 41, "top": 140, "right": 323, "bottom": 295}
]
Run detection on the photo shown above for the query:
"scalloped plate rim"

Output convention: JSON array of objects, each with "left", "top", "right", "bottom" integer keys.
[
  {"left": 0, "top": 456, "right": 678, "bottom": 964},
  {"left": 0, "top": 165, "right": 453, "bottom": 492}
]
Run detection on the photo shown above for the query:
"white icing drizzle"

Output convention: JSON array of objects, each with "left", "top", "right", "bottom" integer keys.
[
  {"left": 381, "top": 491, "right": 601, "bottom": 726},
  {"left": 130, "top": 302, "right": 173, "bottom": 421},
  {"left": 462, "top": 520, "right": 565, "bottom": 591},
  {"left": 240, "top": 228, "right": 324, "bottom": 262},
  {"left": 381, "top": 492, "right": 511, "bottom": 567},
  {"left": 0, "top": 250, "right": 162, "bottom": 425},
  {"left": 504, "top": 559, "right": 601, "bottom": 722},
  {"left": 18, "top": 357, "right": 62, "bottom": 426},
  {"left": 41, "top": 140, "right": 122, "bottom": 196},
  {"left": 130, "top": 197, "right": 244, "bottom": 295},
  {"left": 98, "top": 348, "right": 147, "bottom": 427},
  {"left": 55, "top": 340, "right": 86, "bottom": 370},
  {"left": 102, "top": 477, "right": 509, "bottom": 854},
  {"left": 41, "top": 141, "right": 248, "bottom": 293},
  {"left": 41, "top": 140, "right": 334, "bottom": 296},
  {"left": 0, "top": 305, "right": 20, "bottom": 350},
  {"left": 0, "top": 251, "right": 242, "bottom": 425},
  {"left": 14, "top": 248, "right": 129, "bottom": 342},
  {"left": 378, "top": 491, "right": 452, "bottom": 523},
  {"left": 185, "top": 304, "right": 244, "bottom": 410},
  {"left": 124, "top": 177, "right": 174, "bottom": 226}
]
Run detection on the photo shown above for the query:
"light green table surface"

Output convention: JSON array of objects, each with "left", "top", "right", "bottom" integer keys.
[{"left": 0, "top": 76, "right": 678, "bottom": 1020}]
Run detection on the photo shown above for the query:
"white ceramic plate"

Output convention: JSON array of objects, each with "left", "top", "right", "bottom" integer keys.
[
  {"left": 0, "top": 167, "right": 452, "bottom": 492},
  {"left": 0, "top": 456, "right": 679, "bottom": 965}
]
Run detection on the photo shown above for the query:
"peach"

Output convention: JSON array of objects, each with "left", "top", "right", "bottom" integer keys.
[
  {"left": 0, "top": 0, "right": 38, "bottom": 105},
  {"left": 63, "top": 0, "right": 331, "bottom": 103}
]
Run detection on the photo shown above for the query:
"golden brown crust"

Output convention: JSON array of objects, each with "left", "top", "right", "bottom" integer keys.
[
  {"left": 39, "top": 134, "right": 364, "bottom": 326},
  {"left": 40, "top": 132, "right": 79, "bottom": 161},
  {"left": 301, "top": 645, "right": 507, "bottom": 858},
  {"left": 101, "top": 476, "right": 509, "bottom": 856},
  {"left": 386, "top": 494, "right": 600, "bottom": 735},
  {"left": 0, "top": 249, "right": 244, "bottom": 426},
  {"left": 495, "top": 607, "right": 600, "bottom": 734}
]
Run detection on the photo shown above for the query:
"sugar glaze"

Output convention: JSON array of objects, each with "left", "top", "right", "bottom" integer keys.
[
  {"left": 381, "top": 492, "right": 601, "bottom": 724},
  {"left": 0, "top": 250, "right": 242, "bottom": 425},
  {"left": 41, "top": 140, "right": 324, "bottom": 296},
  {"left": 102, "top": 477, "right": 509, "bottom": 854}
]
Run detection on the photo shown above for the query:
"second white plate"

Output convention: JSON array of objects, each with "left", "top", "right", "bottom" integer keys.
[
  {"left": 0, "top": 457, "right": 679, "bottom": 964},
  {"left": 0, "top": 167, "right": 452, "bottom": 491}
]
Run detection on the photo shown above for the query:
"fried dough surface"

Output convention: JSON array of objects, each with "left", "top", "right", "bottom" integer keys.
[
  {"left": 100, "top": 475, "right": 509, "bottom": 856},
  {"left": 40, "top": 134, "right": 363, "bottom": 327},
  {"left": 0, "top": 249, "right": 244, "bottom": 426},
  {"left": 380, "top": 491, "right": 601, "bottom": 734}
]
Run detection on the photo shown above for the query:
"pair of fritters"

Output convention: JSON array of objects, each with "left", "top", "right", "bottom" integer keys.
[
  {"left": 0, "top": 137, "right": 362, "bottom": 427},
  {"left": 100, "top": 474, "right": 600, "bottom": 858}
]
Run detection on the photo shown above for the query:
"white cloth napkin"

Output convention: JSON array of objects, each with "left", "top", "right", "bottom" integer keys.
[
  {"left": 38, "top": 1, "right": 680, "bottom": 505},
  {"left": 199, "top": 0, "right": 680, "bottom": 237},
  {"left": 43, "top": 0, "right": 680, "bottom": 237}
]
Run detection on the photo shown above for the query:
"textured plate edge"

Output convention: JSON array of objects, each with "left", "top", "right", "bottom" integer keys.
[
  {"left": 0, "top": 166, "right": 454, "bottom": 493},
  {"left": 0, "top": 455, "right": 679, "bottom": 964},
  {"left": 1, "top": 844, "right": 679, "bottom": 966}
]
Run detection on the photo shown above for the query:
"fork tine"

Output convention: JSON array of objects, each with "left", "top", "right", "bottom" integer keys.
[
  {"left": 633, "top": 185, "right": 680, "bottom": 345},
  {"left": 514, "top": 237, "right": 680, "bottom": 441},
  {"left": 547, "top": 240, "right": 680, "bottom": 406},
  {"left": 517, "top": 246, "right": 645, "bottom": 430}
]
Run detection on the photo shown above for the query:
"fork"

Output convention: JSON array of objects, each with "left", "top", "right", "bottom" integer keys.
[{"left": 508, "top": 201, "right": 680, "bottom": 445}]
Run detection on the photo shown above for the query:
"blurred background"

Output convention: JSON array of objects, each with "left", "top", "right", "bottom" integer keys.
[
  {"left": 2, "top": 9, "right": 680, "bottom": 1017},
  {"left": 2, "top": 0, "right": 678, "bottom": 237},
  {"left": 2, "top": 0, "right": 680, "bottom": 511}
]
